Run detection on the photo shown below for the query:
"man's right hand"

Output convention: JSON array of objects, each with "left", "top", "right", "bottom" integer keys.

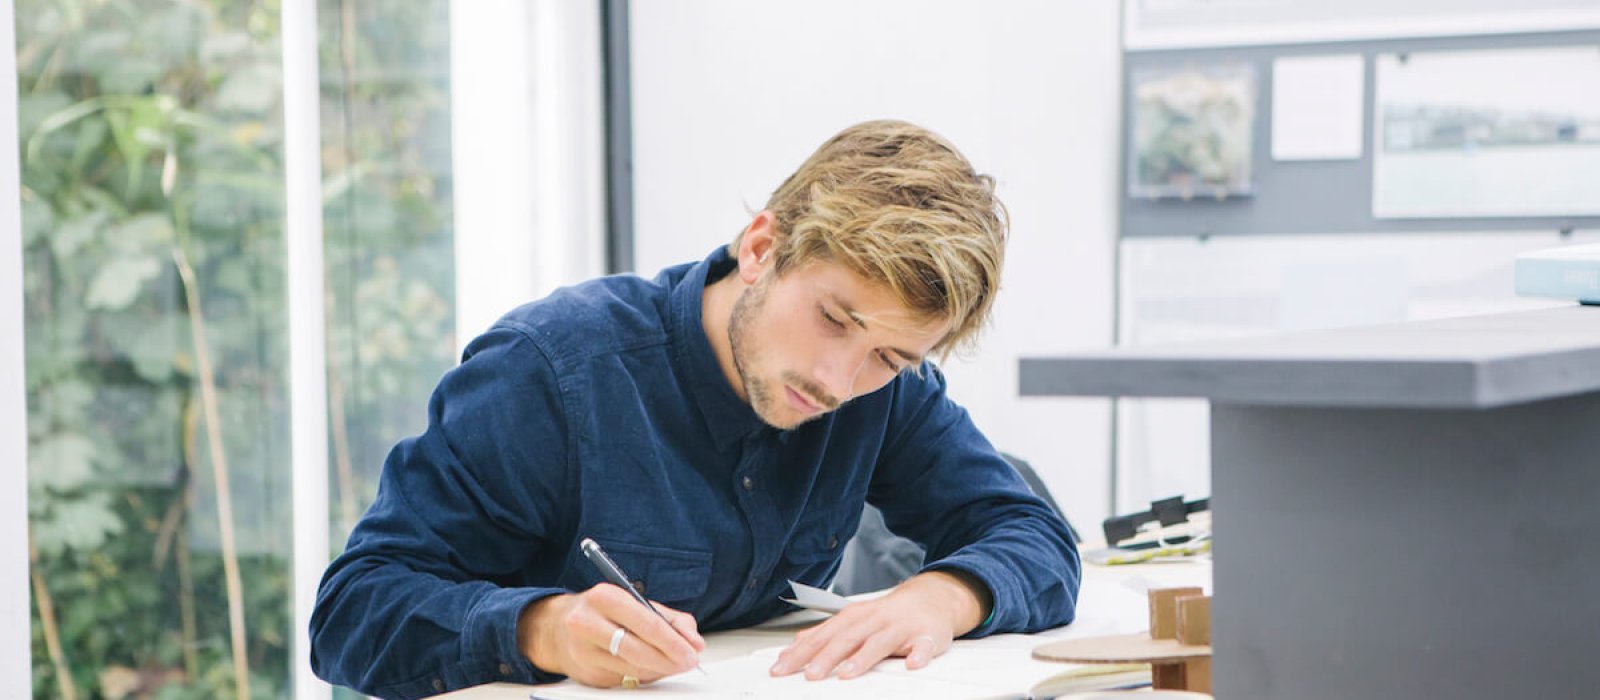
[{"left": 518, "top": 583, "right": 706, "bottom": 687}]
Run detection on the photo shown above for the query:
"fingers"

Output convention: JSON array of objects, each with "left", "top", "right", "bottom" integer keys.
[
  {"left": 559, "top": 584, "right": 705, "bottom": 687},
  {"left": 832, "top": 627, "right": 906, "bottom": 680},
  {"left": 771, "top": 612, "right": 879, "bottom": 680},
  {"left": 800, "top": 622, "right": 877, "bottom": 681},
  {"left": 770, "top": 605, "right": 953, "bottom": 681},
  {"left": 901, "top": 633, "right": 941, "bottom": 670},
  {"left": 589, "top": 586, "right": 701, "bottom": 668},
  {"left": 769, "top": 617, "right": 835, "bottom": 677},
  {"left": 657, "top": 602, "right": 707, "bottom": 651},
  {"left": 586, "top": 634, "right": 673, "bottom": 685},
  {"left": 589, "top": 585, "right": 700, "bottom": 669},
  {"left": 565, "top": 649, "right": 664, "bottom": 689},
  {"left": 571, "top": 613, "right": 682, "bottom": 679}
]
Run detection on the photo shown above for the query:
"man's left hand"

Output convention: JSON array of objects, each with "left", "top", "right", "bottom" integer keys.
[{"left": 768, "top": 570, "right": 991, "bottom": 681}]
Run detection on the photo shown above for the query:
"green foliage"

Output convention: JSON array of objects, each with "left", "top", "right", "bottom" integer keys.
[
  {"left": 316, "top": 0, "right": 456, "bottom": 538},
  {"left": 18, "top": 0, "right": 456, "bottom": 697}
]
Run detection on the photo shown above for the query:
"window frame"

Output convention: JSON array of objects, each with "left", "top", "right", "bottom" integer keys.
[{"left": 2, "top": 0, "right": 33, "bottom": 695}]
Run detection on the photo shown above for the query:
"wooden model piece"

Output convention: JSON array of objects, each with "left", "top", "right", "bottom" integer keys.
[{"left": 1032, "top": 587, "right": 1213, "bottom": 693}]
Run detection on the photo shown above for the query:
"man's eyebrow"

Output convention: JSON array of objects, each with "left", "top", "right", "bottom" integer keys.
[{"left": 830, "top": 293, "right": 926, "bottom": 366}]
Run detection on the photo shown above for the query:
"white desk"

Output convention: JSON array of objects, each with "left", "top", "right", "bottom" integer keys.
[{"left": 435, "top": 559, "right": 1211, "bottom": 698}]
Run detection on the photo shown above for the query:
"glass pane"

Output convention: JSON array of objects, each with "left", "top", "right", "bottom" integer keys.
[
  {"left": 317, "top": 0, "right": 455, "bottom": 545},
  {"left": 18, "top": 0, "right": 291, "bottom": 698}
]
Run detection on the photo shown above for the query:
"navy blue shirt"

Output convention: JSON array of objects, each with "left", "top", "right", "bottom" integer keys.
[{"left": 309, "top": 247, "right": 1080, "bottom": 699}]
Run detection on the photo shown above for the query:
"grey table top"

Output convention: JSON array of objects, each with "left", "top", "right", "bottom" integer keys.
[{"left": 1019, "top": 305, "right": 1600, "bottom": 408}]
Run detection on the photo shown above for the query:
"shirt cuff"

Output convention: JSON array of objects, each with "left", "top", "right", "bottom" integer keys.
[
  {"left": 462, "top": 585, "right": 570, "bottom": 685},
  {"left": 918, "top": 556, "right": 1019, "bottom": 639}
]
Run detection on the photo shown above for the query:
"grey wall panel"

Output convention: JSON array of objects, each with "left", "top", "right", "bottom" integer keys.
[{"left": 1122, "top": 29, "right": 1600, "bottom": 238}]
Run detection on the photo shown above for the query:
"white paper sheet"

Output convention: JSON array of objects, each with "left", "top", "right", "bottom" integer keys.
[
  {"left": 779, "top": 580, "right": 890, "bottom": 614},
  {"left": 531, "top": 642, "right": 1136, "bottom": 700},
  {"left": 1270, "top": 54, "right": 1365, "bottom": 161},
  {"left": 525, "top": 577, "right": 1170, "bottom": 700},
  {"left": 530, "top": 653, "right": 1016, "bottom": 700},
  {"left": 779, "top": 580, "right": 852, "bottom": 613}
]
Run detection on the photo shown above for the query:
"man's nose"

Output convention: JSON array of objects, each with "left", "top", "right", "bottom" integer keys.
[{"left": 813, "top": 347, "right": 869, "bottom": 405}]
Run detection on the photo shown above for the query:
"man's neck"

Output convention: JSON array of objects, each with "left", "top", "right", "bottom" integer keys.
[{"left": 701, "top": 271, "right": 748, "bottom": 402}]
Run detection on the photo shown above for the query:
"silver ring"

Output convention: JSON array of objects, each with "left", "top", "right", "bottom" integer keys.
[{"left": 608, "top": 627, "right": 626, "bottom": 657}]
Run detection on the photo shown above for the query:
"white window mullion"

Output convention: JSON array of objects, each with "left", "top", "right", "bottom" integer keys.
[
  {"left": 282, "top": 0, "right": 332, "bottom": 698},
  {"left": 2, "top": 0, "right": 35, "bottom": 696},
  {"left": 452, "top": 0, "right": 606, "bottom": 356},
  {"left": 451, "top": 0, "right": 542, "bottom": 351},
  {"left": 530, "top": 0, "right": 607, "bottom": 296}
]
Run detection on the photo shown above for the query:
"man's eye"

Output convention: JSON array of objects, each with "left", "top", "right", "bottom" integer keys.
[{"left": 877, "top": 351, "right": 902, "bottom": 372}]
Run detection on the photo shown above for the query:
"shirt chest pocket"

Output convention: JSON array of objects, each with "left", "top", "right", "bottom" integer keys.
[{"left": 574, "top": 539, "right": 713, "bottom": 609}]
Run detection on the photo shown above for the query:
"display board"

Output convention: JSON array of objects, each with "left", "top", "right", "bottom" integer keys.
[
  {"left": 1121, "top": 29, "right": 1600, "bottom": 238},
  {"left": 1124, "top": 0, "right": 1600, "bottom": 50}
]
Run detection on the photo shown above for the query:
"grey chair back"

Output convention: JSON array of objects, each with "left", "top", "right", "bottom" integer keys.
[{"left": 832, "top": 453, "right": 1077, "bottom": 596}]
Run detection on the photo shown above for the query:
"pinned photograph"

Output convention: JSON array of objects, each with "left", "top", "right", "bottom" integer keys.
[
  {"left": 1130, "top": 63, "right": 1257, "bottom": 200},
  {"left": 1374, "top": 45, "right": 1600, "bottom": 218}
]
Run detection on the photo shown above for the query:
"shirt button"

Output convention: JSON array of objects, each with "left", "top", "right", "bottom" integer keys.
[
  {"left": 741, "top": 476, "right": 754, "bottom": 492},
  {"left": 747, "top": 577, "right": 759, "bottom": 590},
  {"left": 499, "top": 662, "right": 512, "bottom": 675},
  {"left": 432, "top": 678, "right": 444, "bottom": 692},
  {"left": 827, "top": 535, "right": 838, "bottom": 550}
]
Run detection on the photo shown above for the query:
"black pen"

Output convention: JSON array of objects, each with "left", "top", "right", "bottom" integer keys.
[{"left": 579, "top": 537, "right": 708, "bottom": 675}]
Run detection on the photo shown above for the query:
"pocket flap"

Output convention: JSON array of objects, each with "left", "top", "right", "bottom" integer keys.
[{"left": 584, "top": 539, "right": 713, "bottom": 604}]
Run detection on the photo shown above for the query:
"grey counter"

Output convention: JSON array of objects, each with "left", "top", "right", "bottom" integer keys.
[
  {"left": 1021, "top": 305, "right": 1600, "bottom": 408},
  {"left": 1020, "top": 304, "right": 1600, "bottom": 700}
]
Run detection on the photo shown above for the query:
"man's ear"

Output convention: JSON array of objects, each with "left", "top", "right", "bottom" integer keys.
[{"left": 736, "top": 211, "right": 778, "bottom": 284}]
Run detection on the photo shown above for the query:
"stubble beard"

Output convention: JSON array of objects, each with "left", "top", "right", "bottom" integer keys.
[
  {"left": 728, "top": 275, "right": 846, "bottom": 430},
  {"left": 727, "top": 275, "right": 785, "bottom": 428},
  {"left": 727, "top": 276, "right": 829, "bottom": 430}
]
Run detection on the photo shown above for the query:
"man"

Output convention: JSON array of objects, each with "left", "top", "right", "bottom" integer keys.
[{"left": 310, "top": 120, "right": 1080, "bottom": 698}]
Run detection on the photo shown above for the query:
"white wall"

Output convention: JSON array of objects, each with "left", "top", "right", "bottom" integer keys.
[
  {"left": 630, "top": 1, "right": 1124, "bottom": 528},
  {"left": 1113, "top": 230, "right": 1600, "bottom": 514}
]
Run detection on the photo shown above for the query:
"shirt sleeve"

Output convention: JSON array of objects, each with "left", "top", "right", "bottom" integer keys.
[
  {"left": 309, "top": 327, "right": 574, "bottom": 698},
  {"left": 869, "top": 365, "right": 1081, "bottom": 638}
]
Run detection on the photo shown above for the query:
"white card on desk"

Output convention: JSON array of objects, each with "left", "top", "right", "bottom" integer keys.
[{"left": 779, "top": 580, "right": 852, "bottom": 613}]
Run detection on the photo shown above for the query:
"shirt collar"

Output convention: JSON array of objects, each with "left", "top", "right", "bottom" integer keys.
[{"left": 669, "top": 246, "right": 767, "bottom": 447}]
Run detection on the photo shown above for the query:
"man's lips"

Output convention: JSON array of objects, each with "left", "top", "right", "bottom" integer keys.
[{"left": 785, "top": 385, "right": 822, "bottom": 413}]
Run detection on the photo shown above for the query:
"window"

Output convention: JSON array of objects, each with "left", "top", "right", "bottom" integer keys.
[
  {"left": 18, "top": 0, "right": 295, "bottom": 696},
  {"left": 17, "top": 1, "right": 456, "bottom": 696},
  {"left": 14, "top": 2, "right": 600, "bottom": 696}
]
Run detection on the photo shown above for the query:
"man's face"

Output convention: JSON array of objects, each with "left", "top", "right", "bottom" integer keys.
[{"left": 727, "top": 259, "right": 948, "bottom": 430}]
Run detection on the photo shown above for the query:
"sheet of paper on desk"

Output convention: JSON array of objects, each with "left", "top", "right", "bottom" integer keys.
[
  {"left": 527, "top": 577, "right": 1167, "bottom": 699},
  {"left": 529, "top": 646, "right": 1142, "bottom": 700},
  {"left": 529, "top": 653, "right": 1014, "bottom": 700}
]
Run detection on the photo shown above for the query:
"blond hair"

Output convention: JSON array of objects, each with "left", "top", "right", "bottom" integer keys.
[{"left": 734, "top": 119, "right": 1009, "bottom": 358}]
